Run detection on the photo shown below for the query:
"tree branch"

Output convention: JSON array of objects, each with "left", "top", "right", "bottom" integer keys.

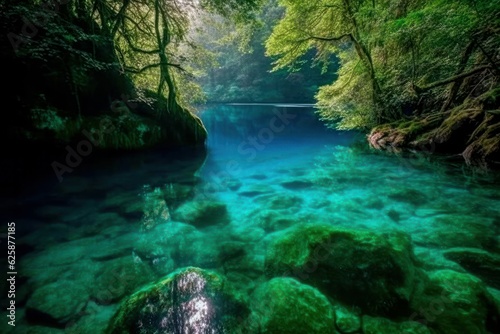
[
  {"left": 124, "top": 62, "right": 186, "bottom": 74},
  {"left": 415, "top": 65, "right": 492, "bottom": 92},
  {"left": 298, "top": 34, "right": 352, "bottom": 43}
]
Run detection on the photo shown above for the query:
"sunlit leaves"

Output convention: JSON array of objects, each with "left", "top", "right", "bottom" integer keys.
[{"left": 268, "top": 0, "right": 500, "bottom": 130}]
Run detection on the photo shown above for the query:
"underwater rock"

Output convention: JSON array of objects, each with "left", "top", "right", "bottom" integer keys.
[
  {"left": 280, "top": 179, "right": 314, "bottom": 190},
  {"left": 254, "top": 193, "right": 303, "bottom": 210},
  {"left": 141, "top": 186, "right": 170, "bottom": 230},
  {"left": 106, "top": 267, "right": 248, "bottom": 334},
  {"left": 215, "top": 241, "right": 264, "bottom": 279},
  {"left": 310, "top": 198, "right": 331, "bottom": 209},
  {"left": 230, "top": 225, "right": 266, "bottom": 243},
  {"left": 26, "top": 280, "right": 89, "bottom": 326},
  {"left": 265, "top": 224, "right": 419, "bottom": 316},
  {"left": 65, "top": 302, "right": 117, "bottom": 334},
  {"left": 20, "top": 223, "right": 76, "bottom": 249},
  {"left": 163, "top": 183, "right": 194, "bottom": 207},
  {"left": 217, "top": 241, "right": 247, "bottom": 264},
  {"left": 334, "top": 304, "right": 361, "bottom": 333},
  {"left": 80, "top": 212, "right": 129, "bottom": 238},
  {"left": 7, "top": 325, "right": 65, "bottom": 334},
  {"left": 20, "top": 237, "right": 104, "bottom": 288},
  {"left": 387, "top": 209, "right": 401, "bottom": 223},
  {"left": 488, "top": 288, "right": 500, "bottom": 311},
  {"left": 361, "top": 315, "right": 431, "bottom": 334},
  {"left": 90, "top": 232, "right": 139, "bottom": 262},
  {"left": 443, "top": 248, "right": 500, "bottom": 289},
  {"left": 172, "top": 200, "right": 229, "bottom": 228},
  {"left": 416, "top": 215, "right": 497, "bottom": 250},
  {"left": 226, "top": 179, "right": 243, "bottom": 191},
  {"left": 249, "top": 174, "right": 268, "bottom": 180},
  {"left": 410, "top": 269, "right": 500, "bottom": 334},
  {"left": 364, "top": 198, "right": 385, "bottom": 210},
  {"left": 91, "top": 256, "right": 156, "bottom": 304},
  {"left": 248, "top": 277, "right": 335, "bottom": 334},
  {"left": 238, "top": 184, "right": 274, "bottom": 197},
  {"left": 413, "top": 247, "right": 464, "bottom": 272},
  {"left": 132, "top": 222, "right": 201, "bottom": 274},
  {"left": 102, "top": 191, "right": 143, "bottom": 220},
  {"left": 388, "top": 188, "right": 429, "bottom": 206},
  {"left": 253, "top": 209, "right": 296, "bottom": 232},
  {"left": 34, "top": 204, "right": 91, "bottom": 223}
]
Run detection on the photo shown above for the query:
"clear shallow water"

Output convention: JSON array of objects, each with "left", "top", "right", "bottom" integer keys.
[{"left": 2, "top": 104, "right": 500, "bottom": 333}]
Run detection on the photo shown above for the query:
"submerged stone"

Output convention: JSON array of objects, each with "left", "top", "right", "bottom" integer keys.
[
  {"left": 248, "top": 277, "right": 335, "bottom": 333},
  {"left": 443, "top": 248, "right": 500, "bottom": 289},
  {"left": 238, "top": 184, "right": 274, "bottom": 197},
  {"left": 411, "top": 269, "right": 500, "bottom": 334},
  {"left": 26, "top": 280, "right": 89, "bottom": 326},
  {"left": 362, "top": 315, "right": 431, "bottom": 334},
  {"left": 172, "top": 200, "right": 229, "bottom": 228},
  {"left": 254, "top": 193, "right": 303, "bottom": 210},
  {"left": 388, "top": 188, "right": 428, "bottom": 206},
  {"left": 65, "top": 302, "right": 118, "bottom": 334},
  {"left": 91, "top": 256, "right": 156, "bottom": 304},
  {"left": 253, "top": 209, "right": 296, "bottom": 232},
  {"left": 265, "top": 224, "right": 419, "bottom": 316},
  {"left": 280, "top": 180, "right": 314, "bottom": 190},
  {"left": 106, "top": 267, "right": 248, "bottom": 334},
  {"left": 334, "top": 304, "right": 361, "bottom": 333},
  {"left": 417, "top": 215, "right": 497, "bottom": 250}
]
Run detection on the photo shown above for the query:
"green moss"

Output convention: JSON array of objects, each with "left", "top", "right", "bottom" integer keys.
[
  {"left": 249, "top": 278, "right": 335, "bottom": 334},
  {"left": 265, "top": 224, "right": 419, "bottom": 317},
  {"left": 107, "top": 267, "right": 248, "bottom": 334}
]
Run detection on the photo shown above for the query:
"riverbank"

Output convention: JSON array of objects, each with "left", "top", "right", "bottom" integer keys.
[{"left": 368, "top": 87, "right": 500, "bottom": 168}]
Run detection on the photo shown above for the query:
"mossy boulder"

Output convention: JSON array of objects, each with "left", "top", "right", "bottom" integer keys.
[
  {"left": 368, "top": 90, "right": 500, "bottom": 167},
  {"left": 25, "top": 280, "right": 89, "bottom": 326},
  {"left": 362, "top": 315, "right": 431, "bottom": 334},
  {"left": 411, "top": 270, "right": 500, "bottom": 334},
  {"left": 443, "top": 248, "right": 500, "bottom": 289},
  {"left": 106, "top": 267, "right": 249, "bottom": 334},
  {"left": 334, "top": 304, "right": 361, "bottom": 333},
  {"left": 91, "top": 256, "right": 157, "bottom": 304},
  {"left": 265, "top": 224, "right": 420, "bottom": 316},
  {"left": 248, "top": 277, "right": 335, "bottom": 333},
  {"left": 415, "top": 215, "right": 498, "bottom": 250}
]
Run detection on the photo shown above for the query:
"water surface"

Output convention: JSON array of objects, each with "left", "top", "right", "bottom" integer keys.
[{"left": 3, "top": 104, "right": 500, "bottom": 333}]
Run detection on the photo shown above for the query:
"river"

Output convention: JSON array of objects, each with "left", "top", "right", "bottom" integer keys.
[{"left": 2, "top": 104, "right": 500, "bottom": 333}]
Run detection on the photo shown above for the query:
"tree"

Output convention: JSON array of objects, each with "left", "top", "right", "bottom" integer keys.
[
  {"left": 195, "top": 0, "right": 338, "bottom": 103},
  {"left": 266, "top": 0, "right": 500, "bottom": 129}
]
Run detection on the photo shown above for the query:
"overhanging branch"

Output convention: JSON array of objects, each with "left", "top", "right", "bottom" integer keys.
[
  {"left": 125, "top": 62, "right": 186, "bottom": 74},
  {"left": 415, "top": 65, "right": 492, "bottom": 93}
]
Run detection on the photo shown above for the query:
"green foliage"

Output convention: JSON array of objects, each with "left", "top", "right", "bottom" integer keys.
[
  {"left": 195, "top": 0, "right": 338, "bottom": 103},
  {"left": 266, "top": 0, "right": 500, "bottom": 130},
  {"left": 30, "top": 108, "right": 67, "bottom": 132}
]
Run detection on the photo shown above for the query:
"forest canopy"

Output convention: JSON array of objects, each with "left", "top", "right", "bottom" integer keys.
[{"left": 266, "top": 0, "right": 500, "bottom": 130}]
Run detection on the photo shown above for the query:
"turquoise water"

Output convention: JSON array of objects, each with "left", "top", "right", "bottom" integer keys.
[{"left": 3, "top": 104, "right": 500, "bottom": 333}]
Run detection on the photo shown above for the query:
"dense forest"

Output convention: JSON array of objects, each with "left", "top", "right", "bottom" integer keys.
[
  {"left": 1, "top": 0, "right": 499, "bottom": 170},
  {"left": 264, "top": 0, "right": 500, "bottom": 166},
  {"left": 3, "top": 1, "right": 500, "bottom": 334},
  {"left": 195, "top": 0, "right": 338, "bottom": 103}
]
